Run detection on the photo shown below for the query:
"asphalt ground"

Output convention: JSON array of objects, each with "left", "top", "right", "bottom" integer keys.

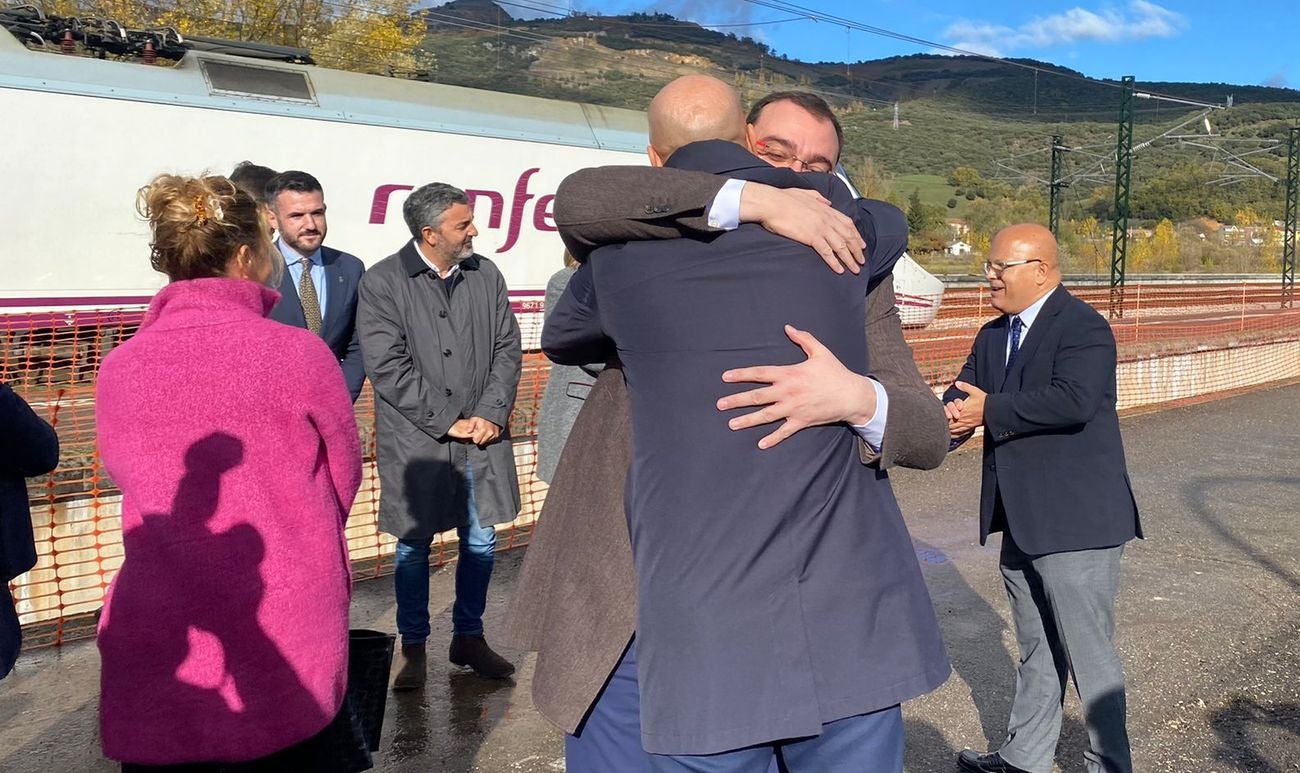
[{"left": 2, "top": 383, "right": 1298, "bottom": 772}]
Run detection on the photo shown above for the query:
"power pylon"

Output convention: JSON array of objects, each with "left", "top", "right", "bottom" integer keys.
[
  {"left": 1048, "top": 134, "right": 1067, "bottom": 238},
  {"left": 1110, "top": 76, "right": 1135, "bottom": 319},
  {"left": 1283, "top": 126, "right": 1298, "bottom": 308}
]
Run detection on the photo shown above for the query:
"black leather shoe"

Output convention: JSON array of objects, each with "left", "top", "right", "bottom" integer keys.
[
  {"left": 391, "top": 643, "right": 427, "bottom": 691},
  {"left": 449, "top": 634, "right": 516, "bottom": 679},
  {"left": 957, "top": 749, "right": 1032, "bottom": 773}
]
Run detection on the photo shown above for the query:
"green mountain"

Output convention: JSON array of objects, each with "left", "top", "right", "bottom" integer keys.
[{"left": 419, "top": 3, "right": 1300, "bottom": 229}]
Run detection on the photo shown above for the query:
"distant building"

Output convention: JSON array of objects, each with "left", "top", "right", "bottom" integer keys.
[
  {"left": 947, "top": 240, "right": 972, "bottom": 256},
  {"left": 945, "top": 218, "right": 970, "bottom": 239}
]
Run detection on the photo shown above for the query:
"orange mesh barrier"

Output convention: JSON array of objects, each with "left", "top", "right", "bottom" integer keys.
[{"left": 6, "top": 282, "right": 1300, "bottom": 648}]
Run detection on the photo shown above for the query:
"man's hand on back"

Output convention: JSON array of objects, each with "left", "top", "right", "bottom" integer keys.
[
  {"left": 739, "top": 184, "right": 866, "bottom": 274},
  {"left": 716, "top": 325, "right": 878, "bottom": 450}
]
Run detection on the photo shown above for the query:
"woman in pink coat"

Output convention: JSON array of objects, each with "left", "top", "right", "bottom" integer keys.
[{"left": 95, "top": 174, "right": 363, "bottom": 770}]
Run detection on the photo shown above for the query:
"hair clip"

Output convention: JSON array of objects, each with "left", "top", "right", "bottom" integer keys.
[{"left": 193, "top": 195, "right": 209, "bottom": 227}]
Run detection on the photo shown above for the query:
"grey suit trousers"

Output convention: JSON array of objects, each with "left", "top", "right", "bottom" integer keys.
[{"left": 998, "top": 531, "right": 1132, "bottom": 773}]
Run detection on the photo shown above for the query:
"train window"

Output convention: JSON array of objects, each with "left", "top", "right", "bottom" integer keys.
[{"left": 200, "top": 60, "right": 316, "bottom": 104}]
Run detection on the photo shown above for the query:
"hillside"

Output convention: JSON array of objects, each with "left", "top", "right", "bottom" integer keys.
[{"left": 417, "top": 2, "right": 1299, "bottom": 233}]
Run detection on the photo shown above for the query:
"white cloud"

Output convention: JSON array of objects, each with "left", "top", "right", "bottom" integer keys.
[{"left": 943, "top": 1, "right": 1186, "bottom": 57}]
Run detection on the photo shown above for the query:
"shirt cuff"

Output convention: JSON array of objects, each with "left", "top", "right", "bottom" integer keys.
[
  {"left": 850, "top": 378, "right": 889, "bottom": 452},
  {"left": 705, "top": 179, "right": 746, "bottom": 230}
]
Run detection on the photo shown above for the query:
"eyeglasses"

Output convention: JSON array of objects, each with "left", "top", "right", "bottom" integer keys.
[
  {"left": 983, "top": 259, "right": 1043, "bottom": 276},
  {"left": 753, "top": 140, "right": 834, "bottom": 174}
]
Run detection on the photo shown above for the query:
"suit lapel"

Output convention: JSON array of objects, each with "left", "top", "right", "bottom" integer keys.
[
  {"left": 990, "top": 316, "right": 1010, "bottom": 393},
  {"left": 1002, "top": 286, "right": 1069, "bottom": 389},
  {"left": 276, "top": 264, "right": 307, "bottom": 328},
  {"left": 320, "top": 248, "right": 344, "bottom": 343}
]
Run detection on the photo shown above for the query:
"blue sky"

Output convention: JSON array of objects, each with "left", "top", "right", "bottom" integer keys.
[{"left": 494, "top": 1, "right": 1295, "bottom": 89}]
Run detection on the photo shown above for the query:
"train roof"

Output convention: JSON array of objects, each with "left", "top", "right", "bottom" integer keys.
[{"left": 0, "top": 30, "right": 648, "bottom": 152}]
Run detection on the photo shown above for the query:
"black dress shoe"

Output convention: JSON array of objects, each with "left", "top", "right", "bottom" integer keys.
[
  {"left": 449, "top": 634, "right": 516, "bottom": 679},
  {"left": 957, "top": 749, "right": 1032, "bottom": 773}
]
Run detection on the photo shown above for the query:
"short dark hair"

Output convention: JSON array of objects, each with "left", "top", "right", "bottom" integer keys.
[
  {"left": 747, "top": 91, "right": 844, "bottom": 156},
  {"left": 264, "top": 170, "right": 323, "bottom": 209},
  {"left": 228, "top": 162, "right": 278, "bottom": 205},
  {"left": 403, "top": 182, "right": 470, "bottom": 239}
]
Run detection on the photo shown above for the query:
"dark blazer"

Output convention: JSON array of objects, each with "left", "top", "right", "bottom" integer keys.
[
  {"left": 552, "top": 162, "right": 948, "bottom": 470},
  {"left": 270, "top": 245, "right": 366, "bottom": 401},
  {"left": 944, "top": 286, "right": 1141, "bottom": 555},
  {"left": 505, "top": 148, "right": 949, "bottom": 736},
  {"left": 1, "top": 382, "right": 59, "bottom": 677},
  {"left": 542, "top": 141, "right": 949, "bottom": 754}
]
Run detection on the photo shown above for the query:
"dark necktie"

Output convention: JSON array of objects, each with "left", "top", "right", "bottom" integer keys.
[
  {"left": 299, "top": 257, "right": 323, "bottom": 335},
  {"left": 1005, "top": 315, "right": 1024, "bottom": 375}
]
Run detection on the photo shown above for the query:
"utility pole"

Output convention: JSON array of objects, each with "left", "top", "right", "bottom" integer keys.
[
  {"left": 1049, "top": 134, "right": 1067, "bottom": 238},
  {"left": 892, "top": 102, "right": 899, "bottom": 130},
  {"left": 1283, "top": 125, "right": 1298, "bottom": 308},
  {"left": 1110, "top": 76, "right": 1135, "bottom": 319}
]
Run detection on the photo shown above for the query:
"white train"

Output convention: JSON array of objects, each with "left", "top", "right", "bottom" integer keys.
[{"left": 0, "top": 19, "right": 942, "bottom": 338}]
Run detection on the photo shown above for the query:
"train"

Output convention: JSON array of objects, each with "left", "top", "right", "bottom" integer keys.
[{"left": 0, "top": 13, "right": 943, "bottom": 340}]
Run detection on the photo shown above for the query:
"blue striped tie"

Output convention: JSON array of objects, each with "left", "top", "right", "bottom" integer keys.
[{"left": 1005, "top": 316, "right": 1024, "bottom": 375}]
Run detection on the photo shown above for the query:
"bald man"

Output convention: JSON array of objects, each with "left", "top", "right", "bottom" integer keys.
[
  {"left": 944, "top": 224, "right": 1140, "bottom": 773},
  {"left": 543, "top": 75, "right": 948, "bottom": 773}
]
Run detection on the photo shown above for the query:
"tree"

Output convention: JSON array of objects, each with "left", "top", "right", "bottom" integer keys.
[
  {"left": 1151, "top": 218, "right": 1179, "bottom": 272},
  {"left": 947, "top": 198, "right": 958, "bottom": 209},
  {"left": 906, "top": 189, "right": 927, "bottom": 236},
  {"left": 845, "top": 157, "right": 893, "bottom": 201},
  {"left": 1128, "top": 235, "right": 1153, "bottom": 273},
  {"left": 36, "top": 0, "right": 431, "bottom": 75},
  {"left": 1234, "top": 207, "right": 1263, "bottom": 227},
  {"left": 947, "top": 166, "right": 983, "bottom": 190}
]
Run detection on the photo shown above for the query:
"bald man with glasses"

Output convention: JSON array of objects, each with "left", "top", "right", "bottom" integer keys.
[{"left": 945, "top": 224, "right": 1141, "bottom": 773}]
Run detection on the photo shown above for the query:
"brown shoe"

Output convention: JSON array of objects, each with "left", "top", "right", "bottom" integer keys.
[
  {"left": 391, "top": 643, "right": 427, "bottom": 691},
  {"left": 449, "top": 634, "right": 515, "bottom": 679}
]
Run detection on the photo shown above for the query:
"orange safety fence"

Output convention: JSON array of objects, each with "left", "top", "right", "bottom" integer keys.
[{"left": 5, "top": 281, "right": 1300, "bottom": 649}]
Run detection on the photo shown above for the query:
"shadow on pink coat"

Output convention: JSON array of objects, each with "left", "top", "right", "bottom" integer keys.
[{"left": 94, "top": 278, "right": 362, "bottom": 765}]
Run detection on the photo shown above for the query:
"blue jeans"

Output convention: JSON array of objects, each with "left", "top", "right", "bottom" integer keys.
[{"left": 394, "top": 462, "right": 496, "bottom": 644}]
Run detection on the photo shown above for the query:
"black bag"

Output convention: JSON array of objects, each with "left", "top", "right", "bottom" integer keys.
[
  {"left": 269, "top": 629, "right": 394, "bottom": 771},
  {"left": 346, "top": 629, "right": 396, "bottom": 752}
]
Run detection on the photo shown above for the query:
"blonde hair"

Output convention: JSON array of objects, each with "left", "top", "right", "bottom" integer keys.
[{"left": 136, "top": 174, "right": 273, "bottom": 282}]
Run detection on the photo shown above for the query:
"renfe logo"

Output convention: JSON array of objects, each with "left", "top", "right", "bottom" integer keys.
[{"left": 369, "top": 168, "right": 556, "bottom": 254}]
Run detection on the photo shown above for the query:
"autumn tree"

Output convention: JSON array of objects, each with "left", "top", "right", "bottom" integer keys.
[
  {"left": 1234, "top": 207, "right": 1262, "bottom": 227},
  {"left": 947, "top": 166, "right": 983, "bottom": 190},
  {"left": 1150, "top": 218, "right": 1179, "bottom": 272},
  {"left": 34, "top": 0, "right": 430, "bottom": 75},
  {"left": 845, "top": 156, "right": 893, "bottom": 202}
]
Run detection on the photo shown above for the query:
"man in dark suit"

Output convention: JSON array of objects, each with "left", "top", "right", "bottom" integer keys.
[
  {"left": 507, "top": 89, "right": 950, "bottom": 772},
  {"left": 944, "top": 223, "right": 1140, "bottom": 773},
  {"left": 1, "top": 382, "right": 59, "bottom": 678},
  {"left": 266, "top": 171, "right": 366, "bottom": 401},
  {"left": 543, "top": 75, "right": 949, "bottom": 772}
]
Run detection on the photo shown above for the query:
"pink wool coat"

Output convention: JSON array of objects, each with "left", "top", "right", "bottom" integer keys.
[{"left": 95, "top": 278, "right": 362, "bottom": 765}]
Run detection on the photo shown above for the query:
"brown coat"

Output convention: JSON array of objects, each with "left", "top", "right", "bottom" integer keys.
[{"left": 504, "top": 168, "right": 948, "bottom": 733}]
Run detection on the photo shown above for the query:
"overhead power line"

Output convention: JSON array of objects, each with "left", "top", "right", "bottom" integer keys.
[{"left": 737, "top": 0, "right": 1235, "bottom": 108}]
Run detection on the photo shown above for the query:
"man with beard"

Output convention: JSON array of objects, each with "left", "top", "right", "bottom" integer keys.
[
  {"left": 358, "top": 182, "right": 523, "bottom": 688},
  {"left": 266, "top": 171, "right": 366, "bottom": 401}
]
